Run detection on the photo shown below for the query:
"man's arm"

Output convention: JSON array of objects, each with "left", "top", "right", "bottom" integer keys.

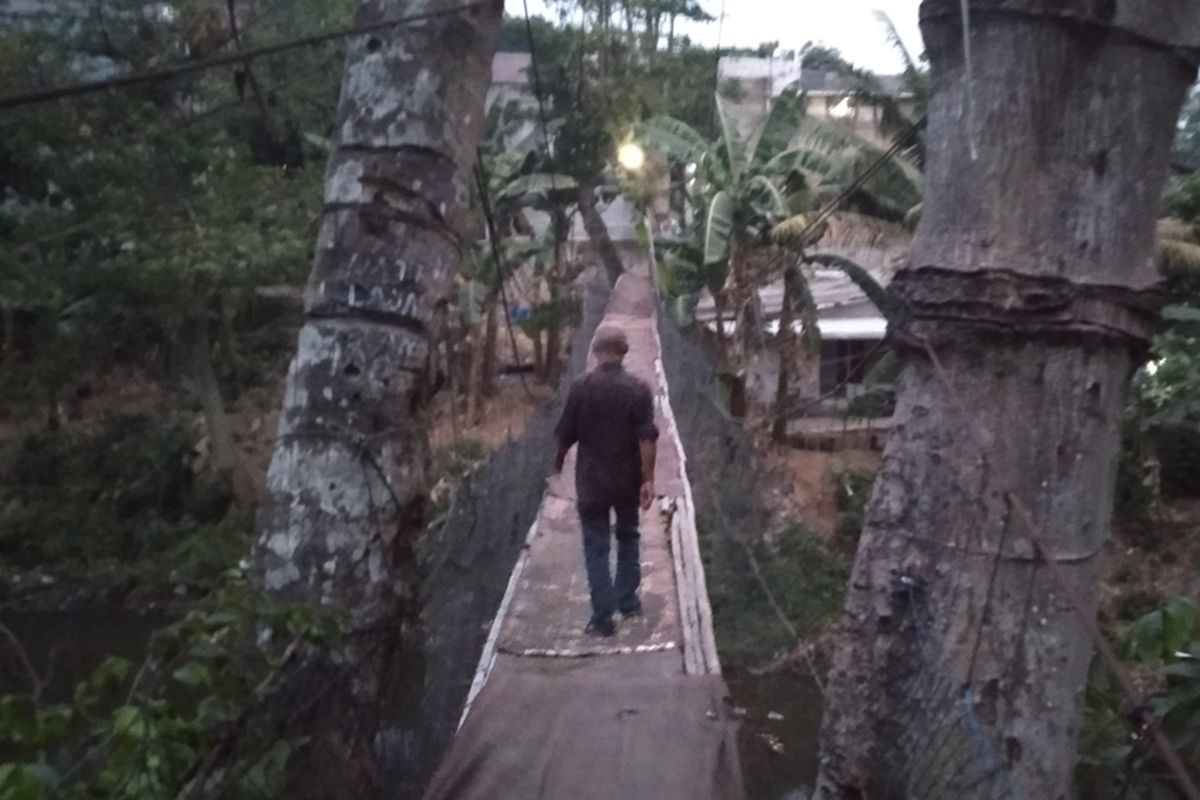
[
  {"left": 633, "top": 383, "right": 659, "bottom": 509},
  {"left": 554, "top": 381, "right": 580, "bottom": 473}
]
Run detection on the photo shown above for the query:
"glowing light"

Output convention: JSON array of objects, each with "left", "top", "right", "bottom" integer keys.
[{"left": 618, "top": 142, "right": 646, "bottom": 171}]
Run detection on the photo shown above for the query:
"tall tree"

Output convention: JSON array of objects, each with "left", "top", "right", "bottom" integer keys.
[
  {"left": 816, "top": 2, "right": 1199, "bottom": 799},
  {"left": 249, "top": 0, "right": 501, "bottom": 785}
]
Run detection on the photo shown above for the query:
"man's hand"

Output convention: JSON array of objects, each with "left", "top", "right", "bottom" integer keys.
[{"left": 640, "top": 481, "right": 654, "bottom": 511}]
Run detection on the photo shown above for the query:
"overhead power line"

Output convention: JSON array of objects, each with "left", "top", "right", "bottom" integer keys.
[{"left": 0, "top": 0, "right": 493, "bottom": 112}]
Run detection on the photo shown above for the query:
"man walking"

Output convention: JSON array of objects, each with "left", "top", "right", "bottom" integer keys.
[{"left": 555, "top": 326, "right": 658, "bottom": 638}]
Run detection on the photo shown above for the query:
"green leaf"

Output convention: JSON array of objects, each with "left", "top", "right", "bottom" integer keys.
[
  {"left": 0, "top": 763, "right": 46, "bottom": 800},
  {"left": 750, "top": 83, "right": 806, "bottom": 171},
  {"left": 0, "top": 696, "right": 38, "bottom": 744},
  {"left": 634, "top": 116, "right": 710, "bottom": 166},
  {"left": 1163, "top": 304, "right": 1200, "bottom": 324},
  {"left": 715, "top": 93, "right": 748, "bottom": 182},
  {"left": 239, "top": 740, "right": 292, "bottom": 799},
  {"left": 172, "top": 661, "right": 213, "bottom": 688},
  {"left": 747, "top": 175, "right": 789, "bottom": 219},
  {"left": 704, "top": 191, "right": 735, "bottom": 266},
  {"left": 1162, "top": 597, "right": 1199, "bottom": 652},
  {"left": 805, "top": 252, "right": 899, "bottom": 322}
]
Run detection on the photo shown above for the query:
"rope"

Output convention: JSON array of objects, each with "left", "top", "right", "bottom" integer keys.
[{"left": 0, "top": 0, "right": 494, "bottom": 111}]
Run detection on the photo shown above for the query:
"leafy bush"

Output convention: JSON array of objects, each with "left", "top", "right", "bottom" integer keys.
[
  {"left": 833, "top": 467, "right": 875, "bottom": 552},
  {"left": 0, "top": 415, "right": 246, "bottom": 594},
  {"left": 1077, "top": 598, "right": 1200, "bottom": 798},
  {"left": 707, "top": 525, "right": 849, "bottom": 665},
  {"left": 0, "top": 574, "right": 346, "bottom": 800}
]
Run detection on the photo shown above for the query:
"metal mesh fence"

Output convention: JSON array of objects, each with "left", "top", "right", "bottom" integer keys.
[
  {"left": 872, "top": 578, "right": 1022, "bottom": 800},
  {"left": 380, "top": 268, "right": 613, "bottom": 797}
]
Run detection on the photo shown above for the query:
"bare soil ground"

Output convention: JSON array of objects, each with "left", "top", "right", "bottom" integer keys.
[{"left": 757, "top": 445, "right": 881, "bottom": 542}]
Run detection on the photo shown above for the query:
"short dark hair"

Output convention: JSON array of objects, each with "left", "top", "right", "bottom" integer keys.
[{"left": 593, "top": 326, "right": 629, "bottom": 358}]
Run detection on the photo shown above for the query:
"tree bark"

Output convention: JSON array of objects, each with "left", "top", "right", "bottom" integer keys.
[
  {"left": 576, "top": 178, "right": 625, "bottom": 285},
  {"left": 185, "top": 312, "right": 255, "bottom": 511},
  {"left": 771, "top": 266, "right": 796, "bottom": 442},
  {"left": 249, "top": 0, "right": 501, "bottom": 787},
  {"left": 481, "top": 300, "right": 498, "bottom": 397},
  {"left": 815, "top": 4, "right": 1198, "bottom": 799},
  {"left": 465, "top": 319, "right": 485, "bottom": 424}
]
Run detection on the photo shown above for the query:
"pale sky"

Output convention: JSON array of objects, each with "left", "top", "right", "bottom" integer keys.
[{"left": 507, "top": 0, "right": 926, "bottom": 76}]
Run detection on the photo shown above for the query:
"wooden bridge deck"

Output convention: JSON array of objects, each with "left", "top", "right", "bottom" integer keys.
[{"left": 423, "top": 266, "right": 744, "bottom": 800}]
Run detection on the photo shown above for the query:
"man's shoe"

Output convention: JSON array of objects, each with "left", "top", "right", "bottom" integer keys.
[
  {"left": 585, "top": 617, "right": 617, "bottom": 638},
  {"left": 619, "top": 601, "right": 643, "bottom": 619}
]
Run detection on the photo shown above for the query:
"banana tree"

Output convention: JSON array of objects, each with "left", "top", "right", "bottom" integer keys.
[
  {"left": 641, "top": 86, "right": 918, "bottom": 420},
  {"left": 637, "top": 85, "right": 817, "bottom": 364}
]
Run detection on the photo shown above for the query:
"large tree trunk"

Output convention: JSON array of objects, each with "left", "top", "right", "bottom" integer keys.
[
  {"left": 576, "top": 178, "right": 625, "bottom": 285},
  {"left": 815, "top": 4, "right": 1198, "bottom": 799},
  {"left": 249, "top": 0, "right": 500, "bottom": 789}
]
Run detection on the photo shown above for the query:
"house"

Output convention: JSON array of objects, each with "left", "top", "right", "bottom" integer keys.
[{"left": 716, "top": 54, "right": 917, "bottom": 147}]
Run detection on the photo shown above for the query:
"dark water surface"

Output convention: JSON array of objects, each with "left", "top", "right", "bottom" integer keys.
[
  {"left": 727, "top": 669, "right": 824, "bottom": 800},
  {"left": 0, "top": 607, "right": 167, "bottom": 700}
]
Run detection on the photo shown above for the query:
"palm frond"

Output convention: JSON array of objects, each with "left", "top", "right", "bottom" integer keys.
[
  {"left": 874, "top": 11, "right": 925, "bottom": 99},
  {"left": 750, "top": 83, "right": 807, "bottom": 172},
  {"left": 783, "top": 264, "right": 821, "bottom": 355},
  {"left": 635, "top": 115, "right": 710, "bottom": 166},
  {"left": 704, "top": 190, "right": 735, "bottom": 266},
  {"left": 747, "top": 175, "right": 790, "bottom": 219},
  {"left": 716, "top": 93, "right": 749, "bottom": 182},
  {"left": 903, "top": 202, "right": 923, "bottom": 231},
  {"left": 762, "top": 147, "right": 839, "bottom": 182},
  {"left": 805, "top": 252, "right": 900, "bottom": 322},
  {"left": 792, "top": 117, "right": 924, "bottom": 207}
]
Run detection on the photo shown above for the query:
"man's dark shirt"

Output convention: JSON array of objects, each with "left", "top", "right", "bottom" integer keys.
[{"left": 555, "top": 362, "right": 659, "bottom": 514}]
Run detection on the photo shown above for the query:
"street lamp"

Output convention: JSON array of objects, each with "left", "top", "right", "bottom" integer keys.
[{"left": 617, "top": 141, "right": 646, "bottom": 172}]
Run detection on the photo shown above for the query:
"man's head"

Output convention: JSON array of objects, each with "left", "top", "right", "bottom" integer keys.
[{"left": 592, "top": 326, "right": 629, "bottom": 365}]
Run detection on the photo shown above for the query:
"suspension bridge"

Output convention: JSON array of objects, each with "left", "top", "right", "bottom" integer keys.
[{"left": 422, "top": 255, "right": 745, "bottom": 800}]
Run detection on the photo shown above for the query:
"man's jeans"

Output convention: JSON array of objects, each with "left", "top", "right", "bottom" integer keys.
[{"left": 579, "top": 505, "right": 641, "bottom": 625}]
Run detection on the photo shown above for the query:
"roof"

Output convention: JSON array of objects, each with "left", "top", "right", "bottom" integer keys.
[
  {"left": 800, "top": 69, "right": 911, "bottom": 98},
  {"left": 491, "top": 51, "right": 532, "bottom": 86},
  {"left": 693, "top": 244, "right": 905, "bottom": 341}
]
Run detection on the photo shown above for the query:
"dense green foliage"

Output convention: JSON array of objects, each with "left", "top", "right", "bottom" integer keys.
[
  {"left": 1079, "top": 598, "right": 1200, "bottom": 799},
  {"left": 0, "top": 574, "right": 345, "bottom": 800},
  {"left": 0, "top": 0, "right": 350, "bottom": 592},
  {"left": 705, "top": 524, "right": 849, "bottom": 666}
]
